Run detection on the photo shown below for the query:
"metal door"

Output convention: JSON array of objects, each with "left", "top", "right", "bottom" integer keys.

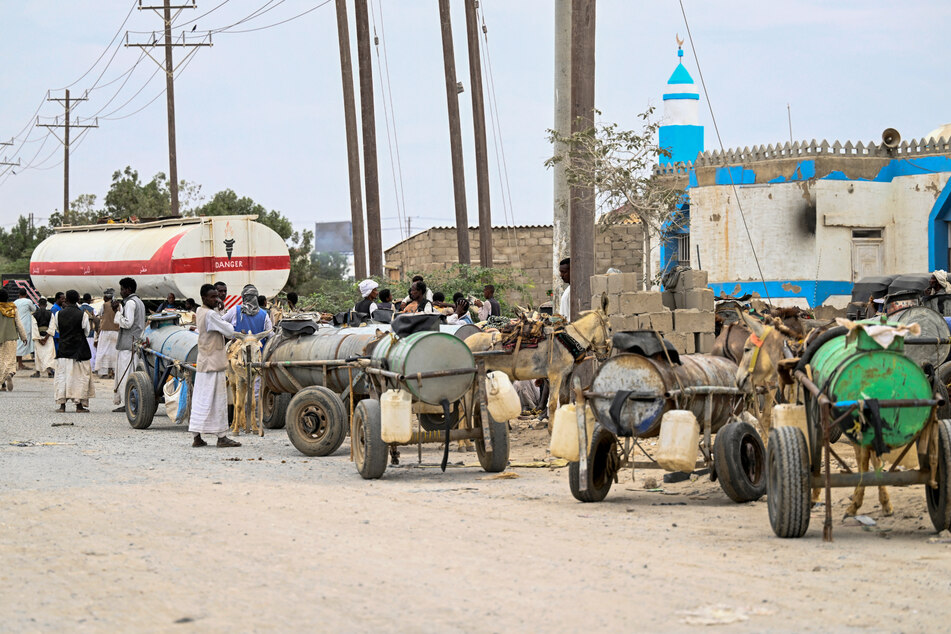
[{"left": 851, "top": 236, "right": 882, "bottom": 282}]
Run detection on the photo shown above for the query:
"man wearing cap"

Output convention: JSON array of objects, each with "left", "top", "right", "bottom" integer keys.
[
  {"left": 355, "top": 279, "right": 379, "bottom": 318},
  {"left": 96, "top": 289, "right": 120, "bottom": 379}
]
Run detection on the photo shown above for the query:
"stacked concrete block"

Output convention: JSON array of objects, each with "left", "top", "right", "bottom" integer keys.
[
  {"left": 590, "top": 273, "right": 673, "bottom": 344},
  {"left": 673, "top": 308, "right": 716, "bottom": 354}
]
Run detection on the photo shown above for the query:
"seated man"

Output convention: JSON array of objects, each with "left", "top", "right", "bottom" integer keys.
[
  {"left": 401, "top": 281, "right": 435, "bottom": 314},
  {"left": 354, "top": 279, "right": 379, "bottom": 317},
  {"left": 446, "top": 298, "right": 474, "bottom": 325}
]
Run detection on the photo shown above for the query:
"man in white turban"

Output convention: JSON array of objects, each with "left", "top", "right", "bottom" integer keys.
[
  {"left": 929, "top": 270, "right": 951, "bottom": 296},
  {"left": 355, "top": 279, "right": 379, "bottom": 317}
]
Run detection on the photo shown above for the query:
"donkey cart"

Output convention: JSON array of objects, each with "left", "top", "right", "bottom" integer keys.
[
  {"left": 770, "top": 320, "right": 949, "bottom": 540},
  {"left": 351, "top": 331, "right": 509, "bottom": 479},
  {"left": 562, "top": 338, "right": 767, "bottom": 504}
]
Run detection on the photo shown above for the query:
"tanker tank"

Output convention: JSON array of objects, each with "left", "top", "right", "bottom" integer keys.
[{"left": 30, "top": 215, "right": 290, "bottom": 304}]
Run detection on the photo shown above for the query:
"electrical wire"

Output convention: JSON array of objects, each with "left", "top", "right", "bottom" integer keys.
[
  {"left": 678, "top": 0, "right": 772, "bottom": 305},
  {"left": 175, "top": 0, "right": 233, "bottom": 27},
  {"left": 52, "top": 0, "right": 138, "bottom": 91},
  {"left": 213, "top": 1, "right": 331, "bottom": 34}
]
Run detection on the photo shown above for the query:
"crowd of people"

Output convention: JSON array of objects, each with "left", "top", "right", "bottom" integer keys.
[{"left": 351, "top": 274, "right": 505, "bottom": 325}]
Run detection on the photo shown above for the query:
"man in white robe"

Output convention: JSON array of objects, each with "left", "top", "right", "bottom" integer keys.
[
  {"left": 51, "top": 290, "right": 95, "bottom": 412},
  {"left": 190, "top": 283, "right": 241, "bottom": 448},
  {"left": 31, "top": 298, "right": 55, "bottom": 378},
  {"left": 112, "top": 278, "right": 145, "bottom": 412},
  {"left": 96, "top": 289, "right": 119, "bottom": 378},
  {"left": 14, "top": 288, "right": 34, "bottom": 370}
]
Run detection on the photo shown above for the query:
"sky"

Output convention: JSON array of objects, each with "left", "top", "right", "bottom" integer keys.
[{"left": 1, "top": 0, "right": 949, "bottom": 254}]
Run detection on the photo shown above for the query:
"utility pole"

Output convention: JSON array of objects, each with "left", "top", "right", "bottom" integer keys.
[
  {"left": 437, "top": 0, "right": 471, "bottom": 265},
  {"left": 464, "top": 0, "right": 492, "bottom": 267},
  {"left": 334, "top": 0, "right": 367, "bottom": 279},
  {"left": 354, "top": 0, "right": 383, "bottom": 276},
  {"left": 38, "top": 89, "right": 98, "bottom": 224},
  {"left": 126, "top": 0, "right": 211, "bottom": 217},
  {"left": 0, "top": 139, "right": 18, "bottom": 172},
  {"left": 552, "top": 0, "right": 571, "bottom": 307},
  {"left": 569, "top": 0, "right": 595, "bottom": 320}
]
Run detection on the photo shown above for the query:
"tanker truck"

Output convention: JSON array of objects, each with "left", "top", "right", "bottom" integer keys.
[{"left": 30, "top": 215, "right": 290, "bottom": 308}]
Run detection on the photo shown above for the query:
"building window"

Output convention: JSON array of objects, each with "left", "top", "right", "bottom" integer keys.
[{"left": 677, "top": 234, "right": 691, "bottom": 266}]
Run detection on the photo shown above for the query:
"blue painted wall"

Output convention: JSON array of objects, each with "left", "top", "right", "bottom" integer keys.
[
  {"left": 707, "top": 280, "right": 854, "bottom": 308},
  {"left": 659, "top": 125, "right": 703, "bottom": 165}
]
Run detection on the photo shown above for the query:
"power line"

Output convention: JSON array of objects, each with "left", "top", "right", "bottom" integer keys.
[
  {"left": 212, "top": 1, "right": 331, "bottom": 34},
  {"left": 52, "top": 0, "right": 139, "bottom": 91}
]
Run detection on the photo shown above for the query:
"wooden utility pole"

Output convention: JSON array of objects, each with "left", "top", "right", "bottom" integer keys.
[
  {"left": 464, "top": 0, "right": 492, "bottom": 267},
  {"left": 0, "top": 140, "right": 21, "bottom": 177},
  {"left": 552, "top": 0, "right": 571, "bottom": 306},
  {"left": 437, "top": 0, "right": 470, "bottom": 265},
  {"left": 126, "top": 0, "right": 210, "bottom": 217},
  {"left": 354, "top": 0, "right": 383, "bottom": 276},
  {"left": 38, "top": 89, "right": 98, "bottom": 224},
  {"left": 334, "top": 0, "right": 367, "bottom": 279},
  {"left": 569, "top": 0, "right": 595, "bottom": 320}
]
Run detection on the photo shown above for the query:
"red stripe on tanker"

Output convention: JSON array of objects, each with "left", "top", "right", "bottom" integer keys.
[{"left": 29, "top": 215, "right": 291, "bottom": 300}]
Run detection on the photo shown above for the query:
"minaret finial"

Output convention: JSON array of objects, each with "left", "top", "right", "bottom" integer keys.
[{"left": 676, "top": 34, "right": 684, "bottom": 57}]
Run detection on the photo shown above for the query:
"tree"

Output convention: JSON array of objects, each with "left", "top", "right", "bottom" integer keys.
[
  {"left": 311, "top": 251, "right": 349, "bottom": 280},
  {"left": 546, "top": 107, "right": 686, "bottom": 289},
  {"left": 104, "top": 166, "right": 171, "bottom": 219},
  {"left": 0, "top": 215, "right": 53, "bottom": 274},
  {"left": 192, "top": 189, "right": 315, "bottom": 293}
]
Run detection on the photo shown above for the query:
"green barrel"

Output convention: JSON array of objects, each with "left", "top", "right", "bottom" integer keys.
[
  {"left": 811, "top": 322, "right": 931, "bottom": 449},
  {"left": 371, "top": 331, "right": 475, "bottom": 405}
]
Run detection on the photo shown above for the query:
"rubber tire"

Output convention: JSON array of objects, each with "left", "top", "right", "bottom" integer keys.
[
  {"left": 568, "top": 425, "right": 617, "bottom": 503},
  {"left": 353, "top": 399, "right": 388, "bottom": 479},
  {"left": 126, "top": 370, "right": 157, "bottom": 430},
  {"left": 714, "top": 420, "right": 767, "bottom": 502},
  {"left": 767, "top": 425, "right": 812, "bottom": 538},
  {"left": 419, "top": 405, "right": 460, "bottom": 432},
  {"left": 475, "top": 407, "right": 509, "bottom": 473},
  {"left": 285, "top": 386, "right": 347, "bottom": 457},
  {"left": 926, "top": 419, "right": 951, "bottom": 532},
  {"left": 262, "top": 390, "right": 291, "bottom": 430}
]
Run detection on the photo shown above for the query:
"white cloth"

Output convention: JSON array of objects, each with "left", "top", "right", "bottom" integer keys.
[
  {"left": 14, "top": 298, "right": 34, "bottom": 357},
  {"left": 115, "top": 298, "right": 138, "bottom": 329},
  {"left": 54, "top": 359, "right": 95, "bottom": 405},
  {"left": 86, "top": 336, "right": 97, "bottom": 370},
  {"left": 31, "top": 316, "right": 55, "bottom": 373},
  {"left": 189, "top": 371, "right": 229, "bottom": 435},
  {"left": 359, "top": 279, "right": 379, "bottom": 298},
  {"left": 208, "top": 308, "right": 237, "bottom": 338},
  {"left": 96, "top": 330, "right": 118, "bottom": 374},
  {"left": 401, "top": 288, "right": 434, "bottom": 304},
  {"left": 114, "top": 349, "right": 138, "bottom": 406},
  {"left": 934, "top": 270, "right": 951, "bottom": 294},
  {"left": 559, "top": 285, "right": 571, "bottom": 318},
  {"left": 51, "top": 310, "right": 92, "bottom": 338}
]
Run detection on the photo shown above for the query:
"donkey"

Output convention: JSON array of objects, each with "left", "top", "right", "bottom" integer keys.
[
  {"left": 226, "top": 330, "right": 271, "bottom": 435},
  {"left": 466, "top": 297, "right": 612, "bottom": 424}
]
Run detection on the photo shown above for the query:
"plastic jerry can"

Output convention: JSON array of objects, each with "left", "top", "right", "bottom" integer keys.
[
  {"left": 655, "top": 410, "right": 700, "bottom": 473},
  {"left": 549, "top": 402, "right": 596, "bottom": 462},
  {"left": 380, "top": 389, "right": 413, "bottom": 444},
  {"left": 486, "top": 371, "right": 522, "bottom": 422}
]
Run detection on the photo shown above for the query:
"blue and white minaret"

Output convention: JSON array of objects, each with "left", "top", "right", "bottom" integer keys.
[{"left": 658, "top": 40, "right": 703, "bottom": 165}]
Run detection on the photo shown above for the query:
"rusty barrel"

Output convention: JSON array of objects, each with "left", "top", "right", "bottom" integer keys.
[
  {"left": 890, "top": 306, "right": 951, "bottom": 367},
  {"left": 262, "top": 327, "right": 382, "bottom": 394},
  {"left": 589, "top": 353, "right": 739, "bottom": 438}
]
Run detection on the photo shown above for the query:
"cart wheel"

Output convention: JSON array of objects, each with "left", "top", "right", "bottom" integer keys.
[
  {"left": 262, "top": 390, "right": 291, "bottom": 429},
  {"left": 714, "top": 420, "right": 767, "bottom": 502},
  {"left": 568, "top": 425, "right": 617, "bottom": 503},
  {"left": 126, "top": 371, "right": 157, "bottom": 430},
  {"left": 285, "top": 387, "right": 347, "bottom": 457},
  {"left": 767, "top": 425, "right": 811, "bottom": 538},
  {"left": 926, "top": 419, "right": 951, "bottom": 531},
  {"left": 475, "top": 406, "right": 509, "bottom": 473},
  {"left": 353, "top": 399, "right": 387, "bottom": 479}
]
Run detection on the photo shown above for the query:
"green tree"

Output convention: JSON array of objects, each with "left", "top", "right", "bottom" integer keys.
[
  {"left": 192, "top": 189, "right": 315, "bottom": 293},
  {"left": 547, "top": 107, "right": 686, "bottom": 289},
  {"left": 311, "top": 251, "right": 349, "bottom": 280},
  {"left": 103, "top": 166, "right": 171, "bottom": 219},
  {"left": 0, "top": 215, "right": 53, "bottom": 274}
]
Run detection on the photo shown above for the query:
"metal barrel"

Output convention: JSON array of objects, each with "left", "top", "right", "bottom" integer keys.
[
  {"left": 589, "top": 353, "right": 739, "bottom": 438},
  {"left": 440, "top": 323, "right": 482, "bottom": 340},
  {"left": 890, "top": 306, "right": 951, "bottom": 367},
  {"left": 810, "top": 325, "right": 931, "bottom": 450},
  {"left": 263, "top": 328, "right": 382, "bottom": 394},
  {"left": 371, "top": 331, "right": 475, "bottom": 405},
  {"left": 143, "top": 318, "right": 198, "bottom": 371}
]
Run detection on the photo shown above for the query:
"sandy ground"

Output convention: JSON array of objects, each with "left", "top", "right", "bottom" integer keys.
[{"left": 3, "top": 371, "right": 951, "bottom": 633}]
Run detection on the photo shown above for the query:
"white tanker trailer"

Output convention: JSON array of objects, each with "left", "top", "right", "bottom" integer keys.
[{"left": 30, "top": 215, "right": 290, "bottom": 307}]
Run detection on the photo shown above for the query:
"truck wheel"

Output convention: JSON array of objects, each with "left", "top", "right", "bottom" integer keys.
[
  {"left": 767, "top": 425, "right": 811, "bottom": 538},
  {"left": 263, "top": 390, "right": 291, "bottom": 429},
  {"left": 475, "top": 406, "right": 509, "bottom": 473},
  {"left": 126, "top": 371, "right": 157, "bottom": 430},
  {"left": 568, "top": 425, "right": 617, "bottom": 503},
  {"left": 926, "top": 419, "right": 951, "bottom": 532},
  {"left": 353, "top": 399, "right": 387, "bottom": 479},
  {"left": 714, "top": 420, "right": 767, "bottom": 502},
  {"left": 285, "top": 387, "right": 347, "bottom": 457}
]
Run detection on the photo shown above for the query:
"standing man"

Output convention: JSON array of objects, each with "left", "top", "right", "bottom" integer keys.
[
  {"left": 0, "top": 289, "right": 28, "bottom": 391},
  {"left": 52, "top": 290, "right": 95, "bottom": 413},
  {"left": 96, "top": 289, "right": 119, "bottom": 379},
  {"left": 286, "top": 291, "right": 298, "bottom": 312},
  {"left": 558, "top": 257, "right": 571, "bottom": 318},
  {"left": 14, "top": 288, "right": 34, "bottom": 371},
  {"left": 50, "top": 291, "right": 65, "bottom": 353},
  {"left": 31, "top": 298, "right": 55, "bottom": 378},
  {"left": 232, "top": 285, "right": 273, "bottom": 336},
  {"left": 214, "top": 281, "right": 229, "bottom": 312},
  {"left": 80, "top": 293, "right": 99, "bottom": 372},
  {"left": 191, "top": 283, "right": 241, "bottom": 448},
  {"left": 112, "top": 277, "right": 145, "bottom": 413},
  {"left": 473, "top": 284, "right": 502, "bottom": 321}
]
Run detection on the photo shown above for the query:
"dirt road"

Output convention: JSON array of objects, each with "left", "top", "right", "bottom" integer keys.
[{"left": 2, "top": 375, "right": 950, "bottom": 632}]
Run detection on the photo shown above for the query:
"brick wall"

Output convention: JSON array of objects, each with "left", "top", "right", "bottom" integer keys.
[{"left": 384, "top": 223, "right": 644, "bottom": 307}]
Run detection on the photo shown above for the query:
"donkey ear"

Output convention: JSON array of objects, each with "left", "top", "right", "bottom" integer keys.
[
  {"left": 737, "top": 309, "right": 765, "bottom": 337},
  {"left": 600, "top": 292, "right": 609, "bottom": 314}
]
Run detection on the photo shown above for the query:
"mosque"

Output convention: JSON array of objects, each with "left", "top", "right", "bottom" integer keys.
[{"left": 657, "top": 43, "right": 951, "bottom": 308}]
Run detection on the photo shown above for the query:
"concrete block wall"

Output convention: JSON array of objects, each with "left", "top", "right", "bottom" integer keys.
[
  {"left": 590, "top": 268, "right": 717, "bottom": 355},
  {"left": 384, "top": 223, "right": 644, "bottom": 307}
]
